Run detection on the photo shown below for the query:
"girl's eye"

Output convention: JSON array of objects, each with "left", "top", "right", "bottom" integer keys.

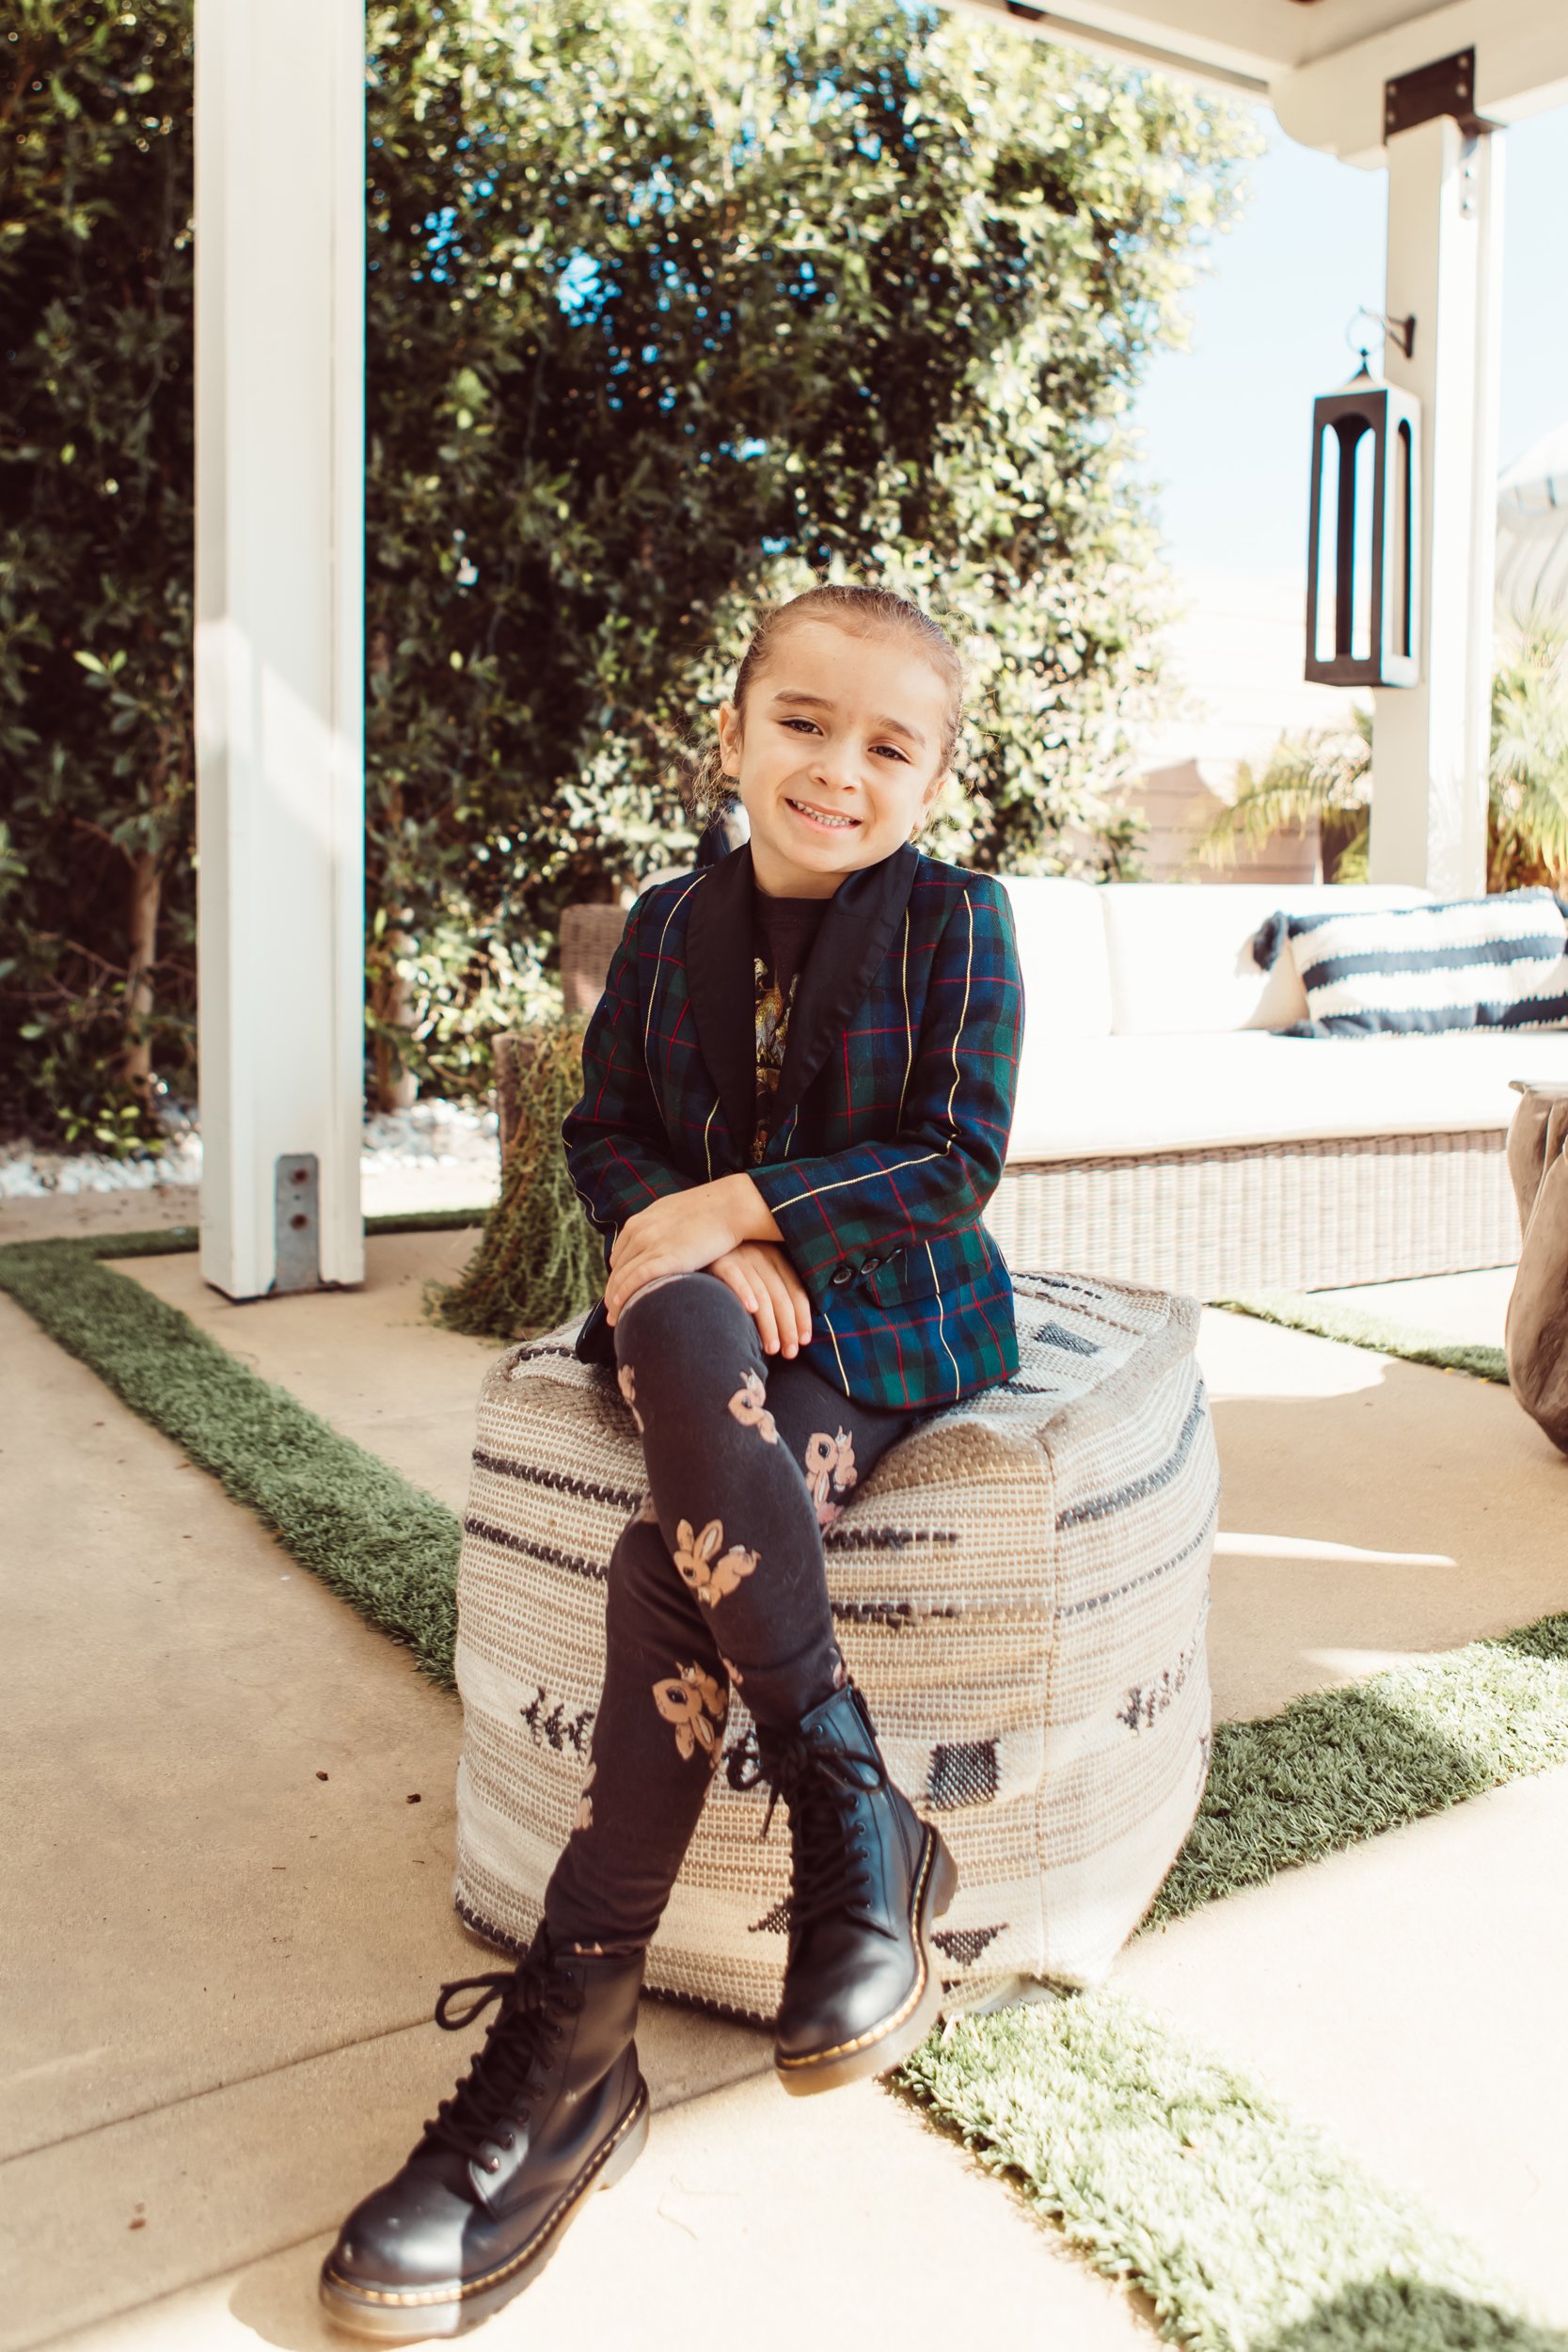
[{"left": 778, "top": 715, "right": 908, "bottom": 763}]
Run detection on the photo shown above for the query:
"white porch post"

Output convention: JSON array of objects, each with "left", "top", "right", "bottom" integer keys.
[
  {"left": 1370, "top": 116, "right": 1505, "bottom": 894},
  {"left": 194, "top": 0, "right": 366, "bottom": 1299}
]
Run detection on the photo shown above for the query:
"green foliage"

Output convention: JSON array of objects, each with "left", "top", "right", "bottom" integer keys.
[
  {"left": 1204, "top": 615, "right": 1568, "bottom": 890},
  {"left": 427, "top": 1017, "right": 601, "bottom": 1338},
  {"left": 1198, "top": 709, "right": 1372, "bottom": 882},
  {"left": 3, "top": 0, "right": 1259, "bottom": 1140},
  {"left": 1488, "top": 613, "right": 1568, "bottom": 891},
  {"left": 362, "top": 0, "right": 1257, "bottom": 946},
  {"left": 0, "top": 0, "right": 197, "bottom": 1146}
]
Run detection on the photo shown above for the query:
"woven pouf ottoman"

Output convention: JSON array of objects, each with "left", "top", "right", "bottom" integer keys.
[{"left": 452, "top": 1271, "right": 1219, "bottom": 2016}]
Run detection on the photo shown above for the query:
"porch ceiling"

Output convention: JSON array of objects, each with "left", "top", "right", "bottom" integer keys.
[{"left": 949, "top": 0, "right": 1568, "bottom": 160}]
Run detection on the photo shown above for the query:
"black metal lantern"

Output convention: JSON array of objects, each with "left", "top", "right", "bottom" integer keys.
[{"left": 1305, "top": 363, "right": 1420, "bottom": 688}]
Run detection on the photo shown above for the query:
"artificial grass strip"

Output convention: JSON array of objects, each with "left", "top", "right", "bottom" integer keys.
[
  {"left": 1218, "top": 1291, "right": 1509, "bottom": 1385},
  {"left": 0, "top": 1239, "right": 461, "bottom": 1688},
  {"left": 368, "top": 1206, "right": 493, "bottom": 1237},
  {"left": 1149, "top": 1609, "right": 1568, "bottom": 1927},
  {"left": 49, "top": 1204, "right": 489, "bottom": 1261},
  {"left": 898, "top": 1991, "right": 1564, "bottom": 2351},
  {"left": 78, "top": 1222, "right": 204, "bottom": 1258}
]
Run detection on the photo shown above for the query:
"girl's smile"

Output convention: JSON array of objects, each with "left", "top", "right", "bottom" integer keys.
[
  {"left": 784, "top": 797, "right": 860, "bottom": 832},
  {"left": 718, "top": 620, "right": 952, "bottom": 898}
]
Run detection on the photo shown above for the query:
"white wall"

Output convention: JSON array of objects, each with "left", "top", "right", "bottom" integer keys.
[{"left": 1132, "top": 564, "right": 1364, "bottom": 788}]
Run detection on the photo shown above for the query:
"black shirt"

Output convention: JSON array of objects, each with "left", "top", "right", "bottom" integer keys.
[
  {"left": 750, "top": 884, "right": 831, "bottom": 1163},
  {"left": 753, "top": 886, "right": 829, "bottom": 1004}
]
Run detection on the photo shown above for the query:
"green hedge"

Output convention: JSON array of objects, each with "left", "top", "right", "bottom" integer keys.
[{"left": 2, "top": 0, "right": 1259, "bottom": 1144}]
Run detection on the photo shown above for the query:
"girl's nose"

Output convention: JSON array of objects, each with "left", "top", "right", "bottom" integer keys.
[{"left": 810, "top": 743, "right": 860, "bottom": 796}]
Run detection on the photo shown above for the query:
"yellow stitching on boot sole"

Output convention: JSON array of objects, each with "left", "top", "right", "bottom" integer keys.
[
  {"left": 776, "top": 1832, "right": 940, "bottom": 2071},
  {"left": 321, "top": 2085, "right": 649, "bottom": 2309}
]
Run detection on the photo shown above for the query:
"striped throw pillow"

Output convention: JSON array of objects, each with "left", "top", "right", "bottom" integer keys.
[{"left": 1250, "top": 890, "right": 1568, "bottom": 1037}]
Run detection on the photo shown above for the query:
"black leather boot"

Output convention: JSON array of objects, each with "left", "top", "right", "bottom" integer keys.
[
  {"left": 760, "top": 1679, "right": 957, "bottom": 2096},
  {"left": 319, "top": 1930, "right": 648, "bottom": 2340}
]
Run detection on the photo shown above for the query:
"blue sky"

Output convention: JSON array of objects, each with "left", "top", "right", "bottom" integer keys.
[{"left": 1131, "top": 104, "right": 1568, "bottom": 576}]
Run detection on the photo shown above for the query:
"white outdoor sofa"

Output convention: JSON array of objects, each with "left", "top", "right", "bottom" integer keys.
[
  {"left": 990, "top": 879, "right": 1565, "bottom": 1296},
  {"left": 531, "top": 878, "right": 1563, "bottom": 1303}
]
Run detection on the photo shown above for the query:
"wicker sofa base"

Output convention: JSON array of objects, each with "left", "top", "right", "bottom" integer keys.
[{"left": 985, "top": 1129, "right": 1520, "bottom": 1299}]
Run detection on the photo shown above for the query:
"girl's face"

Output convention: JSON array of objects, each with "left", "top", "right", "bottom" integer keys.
[{"left": 718, "top": 620, "right": 952, "bottom": 898}]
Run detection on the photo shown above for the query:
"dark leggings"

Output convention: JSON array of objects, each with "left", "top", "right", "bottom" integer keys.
[{"left": 542, "top": 1273, "right": 917, "bottom": 1953}]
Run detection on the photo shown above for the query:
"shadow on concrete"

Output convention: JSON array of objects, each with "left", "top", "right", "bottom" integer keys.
[
  {"left": 1198, "top": 1346, "right": 1568, "bottom": 1726},
  {"left": 226, "top": 2235, "right": 342, "bottom": 2352}
]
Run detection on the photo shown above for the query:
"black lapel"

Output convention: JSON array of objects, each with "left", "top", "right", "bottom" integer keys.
[
  {"left": 771, "top": 844, "right": 922, "bottom": 1138},
  {"left": 682, "top": 842, "right": 758, "bottom": 1167}
]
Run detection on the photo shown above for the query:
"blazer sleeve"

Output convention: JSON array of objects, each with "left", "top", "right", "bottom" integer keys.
[
  {"left": 747, "top": 873, "right": 1022, "bottom": 1290},
  {"left": 562, "top": 897, "right": 691, "bottom": 1249}
]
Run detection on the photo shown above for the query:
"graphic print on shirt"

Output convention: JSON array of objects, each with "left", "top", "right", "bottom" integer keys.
[{"left": 751, "top": 955, "right": 797, "bottom": 1165}]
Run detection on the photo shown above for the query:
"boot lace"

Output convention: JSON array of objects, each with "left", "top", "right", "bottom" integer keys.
[
  {"left": 762, "top": 1732, "right": 895, "bottom": 1942},
  {"left": 420, "top": 1947, "right": 584, "bottom": 2172}
]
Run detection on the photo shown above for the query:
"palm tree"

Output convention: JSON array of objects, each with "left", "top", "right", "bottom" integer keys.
[
  {"left": 1197, "top": 711, "right": 1370, "bottom": 881},
  {"left": 1488, "top": 615, "right": 1568, "bottom": 890},
  {"left": 1197, "top": 613, "right": 1568, "bottom": 889}
]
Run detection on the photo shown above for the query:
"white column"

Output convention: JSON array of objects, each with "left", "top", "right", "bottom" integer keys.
[
  {"left": 195, "top": 0, "right": 365, "bottom": 1299},
  {"left": 1370, "top": 115, "right": 1505, "bottom": 895}
]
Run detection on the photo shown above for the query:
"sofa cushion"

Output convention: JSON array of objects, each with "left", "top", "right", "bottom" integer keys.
[
  {"left": 996, "top": 876, "right": 1113, "bottom": 1038},
  {"left": 1099, "top": 882, "right": 1432, "bottom": 1035},
  {"left": 1253, "top": 889, "right": 1568, "bottom": 1037},
  {"left": 1006, "top": 1027, "right": 1568, "bottom": 1163}
]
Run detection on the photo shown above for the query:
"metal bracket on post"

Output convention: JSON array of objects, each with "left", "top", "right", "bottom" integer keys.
[
  {"left": 1384, "top": 49, "right": 1493, "bottom": 142},
  {"left": 274, "top": 1155, "right": 322, "bottom": 1294}
]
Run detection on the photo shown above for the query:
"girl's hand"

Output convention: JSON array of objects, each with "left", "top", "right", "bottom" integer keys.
[
  {"left": 706, "top": 1243, "right": 813, "bottom": 1359},
  {"left": 604, "top": 1182, "right": 744, "bottom": 1327}
]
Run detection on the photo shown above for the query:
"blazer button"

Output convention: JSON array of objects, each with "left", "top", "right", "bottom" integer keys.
[{"left": 829, "top": 1264, "right": 855, "bottom": 1287}]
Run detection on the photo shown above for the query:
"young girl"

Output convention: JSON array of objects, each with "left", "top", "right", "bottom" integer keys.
[{"left": 321, "top": 586, "right": 1024, "bottom": 2340}]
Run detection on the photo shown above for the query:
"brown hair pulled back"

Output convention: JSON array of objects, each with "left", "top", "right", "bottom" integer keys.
[{"left": 686, "top": 584, "right": 966, "bottom": 825}]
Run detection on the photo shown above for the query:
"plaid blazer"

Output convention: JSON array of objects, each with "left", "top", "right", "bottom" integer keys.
[{"left": 562, "top": 840, "right": 1023, "bottom": 1411}]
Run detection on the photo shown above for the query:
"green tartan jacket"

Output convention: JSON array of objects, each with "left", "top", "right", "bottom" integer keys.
[{"left": 563, "top": 841, "right": 1023, "bottom": 1411}]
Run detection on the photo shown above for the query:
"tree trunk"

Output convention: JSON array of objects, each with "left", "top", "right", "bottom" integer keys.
[
  {"left": 122, "top": 849, "right": 162, "bottom": 1114},
  {"left": 372, "top": 924, "right": 419, "bottom": 1112}
]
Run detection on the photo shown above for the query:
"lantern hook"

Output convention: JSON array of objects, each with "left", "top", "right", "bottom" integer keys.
[{"left": 1347, "top": 306, "right": 1417, "bottom": 367}]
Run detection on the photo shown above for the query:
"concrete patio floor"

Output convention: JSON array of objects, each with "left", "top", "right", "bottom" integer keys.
[{"left": 4, "top": 1214, "right": 1565, "bottom": 2349}]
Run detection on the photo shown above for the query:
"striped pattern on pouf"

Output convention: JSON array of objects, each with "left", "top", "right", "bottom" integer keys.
[
  {"left": 1253, "top": 888, "right": 1568, "bottom": 1037},
  {"left": 451, "top": 1272, "right": 1219, "bottom": 2014}
]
